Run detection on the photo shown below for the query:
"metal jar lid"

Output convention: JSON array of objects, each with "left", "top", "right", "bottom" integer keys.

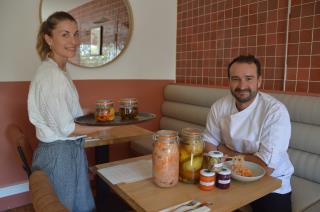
[
  {"left": 153, "top": 130, "right": 179, "bottom": 143},
  {"left": 96, "top": 99, "right": 114, "bottom": 108},
  {"left": 218, "top": 167, "right": 231, "bottom": 175},
  {"left": 200, "top": 169, "right": 215, "bottom": 177},
  {"left": 207, "top": 150, "right": 224, "bottom": 158},
  {"left": 119, "top": 98, "right": 138, "bottom": 106}
]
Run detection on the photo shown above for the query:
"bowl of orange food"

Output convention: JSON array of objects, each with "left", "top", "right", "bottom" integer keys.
[{"left": 224, "top": 159, "right": 266, "bottom": 182}]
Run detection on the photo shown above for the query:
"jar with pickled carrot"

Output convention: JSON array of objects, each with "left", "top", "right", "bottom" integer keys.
[
  {"left": 95, "top": 99, "right": 115, "bottom": 121},
  {"left": 179, "top": 128, "right": 204, "bottom": 183},
  {"left": 199, "top": 169, "right": 215, "bottom": 191},
  {"left": 152, "top": 130, "right": 179, "bottom": 188}
]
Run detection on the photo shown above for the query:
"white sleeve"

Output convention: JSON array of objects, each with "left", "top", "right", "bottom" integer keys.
[
  {"left": 202, "top": 104, "right": 221, "bottom": 146},
  {"left": 254, "top": 106, "right": 291, "bottom": 169},
  {"left": 37, "top": 79, "right": 76, "bottom": 137}
]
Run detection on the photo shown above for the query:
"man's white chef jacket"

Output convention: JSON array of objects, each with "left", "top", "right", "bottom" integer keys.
[{"left": 203, "top": 92, "right": 294, "bottom": 194}]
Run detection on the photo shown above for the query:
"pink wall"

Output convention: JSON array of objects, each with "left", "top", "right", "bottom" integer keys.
[{"left": 0, "top": 79, "right": 172, "bottom": 210}]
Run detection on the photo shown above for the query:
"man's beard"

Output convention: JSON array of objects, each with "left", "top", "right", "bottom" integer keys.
[{"left": 231, "top": 88, "right": 258, "bottom": 103}]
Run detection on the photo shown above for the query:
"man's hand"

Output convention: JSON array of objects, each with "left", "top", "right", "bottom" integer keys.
[
  {"left": 218, "top": 144, "right": 274, "bottom": 175},
  {"left": 217, "top": 144, "right": 238, "bottom": 157}
]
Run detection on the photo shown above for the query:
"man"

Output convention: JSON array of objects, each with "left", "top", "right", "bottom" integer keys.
[{"left": 203, "top": 55, "right": 294, "bottom": 212}]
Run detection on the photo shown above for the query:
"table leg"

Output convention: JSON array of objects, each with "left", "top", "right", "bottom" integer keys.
[
  {"left": 95, "top": 145, "right": 109, "bottom": 211},
  {"left": 95, "top": 145, "right": 109, "bottom": 164}
]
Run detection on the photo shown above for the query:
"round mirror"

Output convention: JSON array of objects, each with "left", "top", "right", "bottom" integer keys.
[{"left": 40, "top": 0, "right": 133, "bottom": 68}]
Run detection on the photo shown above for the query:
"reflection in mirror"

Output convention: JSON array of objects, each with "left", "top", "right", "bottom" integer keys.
[{"left": 40, "top": 0, "right": 132, "bottom": 67}]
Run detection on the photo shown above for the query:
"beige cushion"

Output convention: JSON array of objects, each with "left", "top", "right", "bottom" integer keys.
[
  {"left": 290, "top": 122, "right": 320, "bottom": 155},
  {"left": 161, "top": 102, "right": 209, "bottom": 126},
  {"left": 272, "top": 93, "right": 320, "bottom": 125},
  {"left": 304, "top": 200, "right": 320, "bottom": 212},
  {"left": 291, "top": 176, "right": 320, "bottom": 212},
  {"left": 289, "top": 148, "right": 320, "bottom": 184},
  {"left": 164, "top": 84, "right": 228, "bottom": 107}
]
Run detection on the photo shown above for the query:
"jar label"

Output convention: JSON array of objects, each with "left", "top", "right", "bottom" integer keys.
[
  {"left": 200, "top": 181, "right": 215, "bottom": 186},
  {"left": 214, "top": 163, "right": 223, "bottom": 168},
  {"left": 218, "top": 179, "right": 230, "bottom": 184}
]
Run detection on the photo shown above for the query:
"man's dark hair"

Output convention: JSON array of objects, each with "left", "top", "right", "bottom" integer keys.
[{"left": 227, "top": 55, "right": 261, "bottom": 78}]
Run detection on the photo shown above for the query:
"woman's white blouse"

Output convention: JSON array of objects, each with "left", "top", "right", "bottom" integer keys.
[
  {"left": 203, "top": 92, "right": 294, "bottom": 194},
  {"left": 28, "top": 59, "right": 83, "bottom": 142}
]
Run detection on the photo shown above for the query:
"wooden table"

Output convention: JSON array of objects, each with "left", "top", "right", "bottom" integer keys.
[
  {"left": 96, "top": 155, "right": 282, "bottom": 212},
  {"left": 84, "top": 125, "right": 153, "bottom": 148}
]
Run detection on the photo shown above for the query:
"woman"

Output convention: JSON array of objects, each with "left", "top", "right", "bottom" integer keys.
[{"left": 28, "top": 11, "right": 96, "bottom": 211}]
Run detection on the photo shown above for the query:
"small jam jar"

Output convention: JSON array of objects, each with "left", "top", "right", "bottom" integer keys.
[
  {"left": 199, "top": 169, "right": 215, "bottom": 191},
  {"left": 119, "top": 98, "right": 138, "bottom": 120},
  {"left": 205, "top": 151, "right": 224, "bottom": 172},
  {"left": 95, "top": 99, "right": 115, "bottom": 121},
  {"left": 216, "top": 167, "right": 231, "bottom": 189},
  {"left": 152, "top": 130, "right": 179, "bottom": 188}
]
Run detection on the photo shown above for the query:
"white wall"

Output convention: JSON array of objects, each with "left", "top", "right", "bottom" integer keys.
[{"left": 0, "top": 0, "right": 176, "bottom": 81}]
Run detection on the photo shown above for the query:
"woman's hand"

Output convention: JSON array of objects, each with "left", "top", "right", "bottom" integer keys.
[{"left": 71, "top": 124, "right": 111, "bottom": 137}]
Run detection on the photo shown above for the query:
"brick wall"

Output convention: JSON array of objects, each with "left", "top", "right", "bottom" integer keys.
[{"left": 176, "top": 0, "right": 320, "bottom": 95}]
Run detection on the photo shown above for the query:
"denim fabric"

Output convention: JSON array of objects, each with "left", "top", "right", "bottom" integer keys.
[{"left": 32, "top": 138, "right": 95, "bottom": 212}]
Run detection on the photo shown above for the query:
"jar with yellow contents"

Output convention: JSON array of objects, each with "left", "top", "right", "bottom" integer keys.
[
  {"left": 179, "top": 128, "right": 204, "bottom": 183},
  {"left": 95, "top": 99, "right": 115, "bottom": 121}
]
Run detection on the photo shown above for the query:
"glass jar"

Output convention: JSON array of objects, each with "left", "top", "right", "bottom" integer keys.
[
  {"left": 205, "top": 151, "right": 224, "bottom": 172},
  {"left": 199, "top": 169, "right": 215, "bottom": 191},
  {"left": 119, "top": 98, "right": 138, "bottom": 120},
  {"left": 152, "top": 130, "right": 179, "bottom": 188},
  {"left": 179, "top": 128, "right": 204, "bottom": 183},
  {"left": 216, "top": 167, "right": 231, "bottom": 189},
  {"left": 95, "top": 99, "right": 115, "bottom": 121}
]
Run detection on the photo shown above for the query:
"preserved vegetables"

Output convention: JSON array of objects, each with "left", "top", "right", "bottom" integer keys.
[
  {"left": 179, "top": 128, "right": 204, "bottom": 183},
  {"left": 152, "top": 130, "right": 179, "bottom": 187}
]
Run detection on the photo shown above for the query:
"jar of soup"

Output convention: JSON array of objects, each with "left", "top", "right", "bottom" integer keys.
[
  {"left": 152, "top": 130, "right": 179, "bottom": 188},
  {"left": 199, "top": 169, "right": 215, "bottom": 191},
  {"left": 179, "top": 128, "right": 204, "bottom": 183},
  {"left": 205, "top": 151, "right": 224, "bottom": 172},
  {"left": 95, "top": 99, "right": 115, "bottom": 121},
  {"left": 119, "top": 98, "right": 138, "bottom": 120},
  {"left": 216, "top": 167, "right": 231, "bottom": 189}
]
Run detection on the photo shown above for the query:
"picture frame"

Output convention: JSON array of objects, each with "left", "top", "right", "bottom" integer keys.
[{"left": 90, "top": 26, "right": 103, "bottom": 56}]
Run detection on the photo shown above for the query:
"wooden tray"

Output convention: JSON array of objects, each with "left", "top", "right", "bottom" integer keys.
[{"left": 75, "top": 112, "right": 156, "bottom": 126}]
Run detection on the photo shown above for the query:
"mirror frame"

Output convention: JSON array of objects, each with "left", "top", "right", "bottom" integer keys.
[{"left": 39, "top": 0, "right": 133, "bottom": 68}]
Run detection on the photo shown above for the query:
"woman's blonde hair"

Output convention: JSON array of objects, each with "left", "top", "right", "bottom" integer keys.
[{"left": 36, "top": 11, "right": 77, "bottom": 60}]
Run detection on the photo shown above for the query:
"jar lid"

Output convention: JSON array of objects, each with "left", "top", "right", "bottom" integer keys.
[
  {"left": 182, "top": 127, "right": 202, "bottom": 136},
  {"left": 153, "top": 130, "right": 179, "bottom": 142},
  {"left": 119, "top": 98, "right": 138, "bottom": 104},
  {"left": 181, "top": 128, "right": 203, "bottom": 142},
  {"left": 200, "top": 169, "right": 215, "bottom": 177},
  {"left": 207, "top": 150, "right": 224, "bottom": 158},
  {"left": 218, "top": 167, "right": 231, "bottom": 175},
  {"left": 96, "top": 99, "right": 114, "bottom": 105}
]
